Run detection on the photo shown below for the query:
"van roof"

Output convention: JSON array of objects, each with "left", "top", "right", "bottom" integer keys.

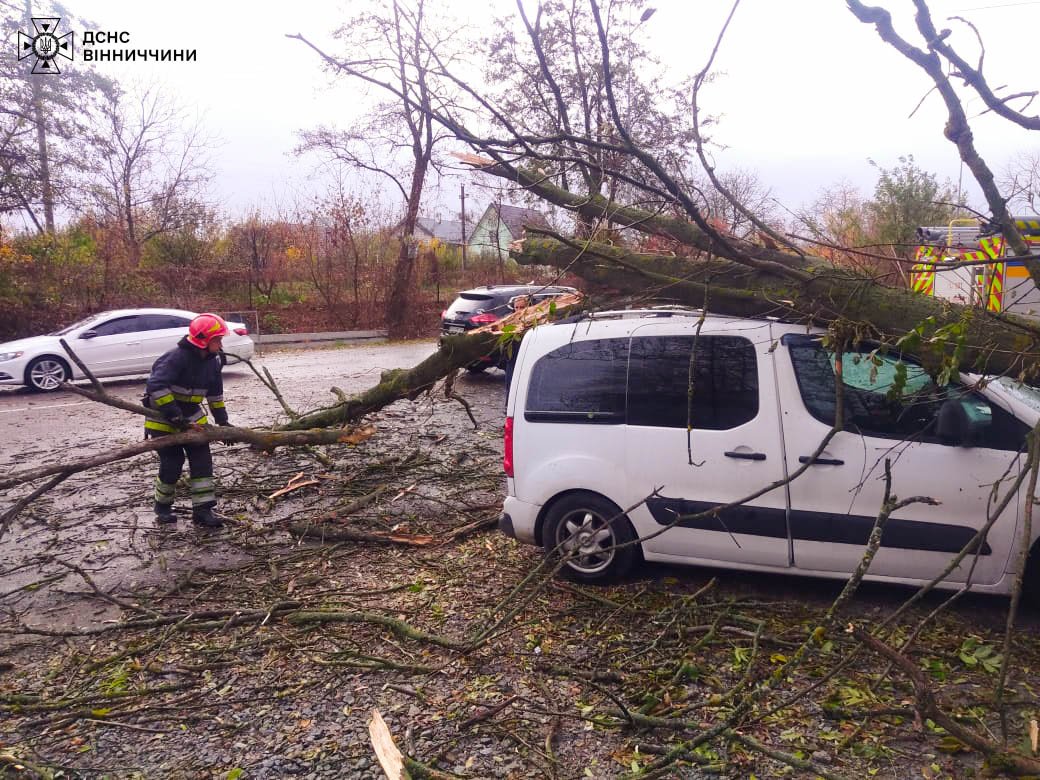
[{"left": 551, "top": 307, "right": 756, "bottom": 324}]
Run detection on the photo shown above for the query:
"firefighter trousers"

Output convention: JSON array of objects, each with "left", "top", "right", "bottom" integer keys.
[{"left": 154, "top": 440, "right": 216, "bottom": 509}]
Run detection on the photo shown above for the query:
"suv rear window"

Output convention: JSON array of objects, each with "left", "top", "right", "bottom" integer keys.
[
  {"left": 525, "top": 338, "right": 628, "bottom": 423},
  {"left": 446, "top": 293, "right": 495, "bottom": 317}
]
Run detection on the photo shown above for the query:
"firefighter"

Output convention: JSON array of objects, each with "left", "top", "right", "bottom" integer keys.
[{"left": 144, "top": 313, "right": 231, "bottom": 527}]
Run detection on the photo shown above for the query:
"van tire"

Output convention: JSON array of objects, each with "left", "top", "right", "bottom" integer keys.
[{"left": 543, "top": 492, "right": 640, "bottom": 583}]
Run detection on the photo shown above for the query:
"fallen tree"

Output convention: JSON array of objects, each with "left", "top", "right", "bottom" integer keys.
[{"left": 510, "top": 227, "right": 1040, "bottom": 378}]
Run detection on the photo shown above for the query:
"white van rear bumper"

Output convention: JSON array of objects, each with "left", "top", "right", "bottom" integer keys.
[{"left": 502, "top": 495, "right": 541, "bottom": 545}]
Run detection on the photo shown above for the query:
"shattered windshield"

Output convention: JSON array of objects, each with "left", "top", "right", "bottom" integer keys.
[{"left": 992, "top": 377, "right": 1040, "bottom": 414}]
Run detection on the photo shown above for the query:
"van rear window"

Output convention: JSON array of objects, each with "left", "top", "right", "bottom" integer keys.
[{"left": 525, "top": 338, "right": 628, "bottom": 423}]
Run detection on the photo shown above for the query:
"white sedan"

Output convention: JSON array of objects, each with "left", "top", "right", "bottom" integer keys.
[{"left": 0, "top": 308, "right": 255, "bottom": 392}]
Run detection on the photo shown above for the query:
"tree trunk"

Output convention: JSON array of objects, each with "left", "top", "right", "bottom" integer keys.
[
  {"left": 25, "top": 0, "right": 54, "bottom": 234},
  {"left": 386, "top": 160, "right": 428, "bottom": 339},
  {"left": 123, "top": 172, "right": 140, "bottom": 265}
]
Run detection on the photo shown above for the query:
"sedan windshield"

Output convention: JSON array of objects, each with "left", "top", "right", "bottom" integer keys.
[{"left": 49, "top": 314, "right": 101, "bottom": 336}]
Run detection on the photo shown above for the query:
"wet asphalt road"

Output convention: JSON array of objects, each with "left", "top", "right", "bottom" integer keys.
[
  {"left": 0, "top": 340, "right": 447, "bottom": 465},
  {"left": 0, "top": 340, "right": 506, "bottom": 634}
]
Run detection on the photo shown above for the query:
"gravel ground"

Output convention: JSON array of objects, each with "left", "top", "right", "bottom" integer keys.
[{"left": 1, "top": 341, "right": 1039, "bottom": 779}]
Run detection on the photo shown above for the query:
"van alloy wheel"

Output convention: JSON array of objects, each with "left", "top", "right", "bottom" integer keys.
[
  {"left": 557, "top": 509, "right": 616, "bottom": 574},
  {"left": 543, "top": 492, "right": 639, "bottom": 582}
]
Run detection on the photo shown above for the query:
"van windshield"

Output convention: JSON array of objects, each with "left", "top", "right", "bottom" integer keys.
[{"left": 992, "top": 377, "right": 1040, "bottom": 414}]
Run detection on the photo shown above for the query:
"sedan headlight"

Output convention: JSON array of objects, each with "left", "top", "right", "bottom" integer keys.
[{"left": 0, "top": 351, "right": 23, "bottom": 362}]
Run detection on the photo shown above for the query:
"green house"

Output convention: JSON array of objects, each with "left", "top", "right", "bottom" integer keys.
[{"left": 467, "top": 203, "right": 551, "bottom": 262}]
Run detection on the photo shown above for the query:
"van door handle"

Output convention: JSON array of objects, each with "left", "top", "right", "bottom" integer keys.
[
  {"left": 724, "top": 451, "right": 766, "bottom": 461},
  {"left": 799, "top": 455, "right": 845, "bottom": 466}
]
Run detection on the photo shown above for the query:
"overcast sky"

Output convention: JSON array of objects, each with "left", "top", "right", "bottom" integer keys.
[{"left": 53, "top": 0, "right": 1040, "bottom": 220}]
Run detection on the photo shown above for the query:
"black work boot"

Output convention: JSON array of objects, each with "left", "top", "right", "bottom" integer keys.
[
  {"left": 154, "top": 501, "right": 176, "bottom": 524},
  {"left": 191, "top": 505, "right": 224, "bottom": 528}
]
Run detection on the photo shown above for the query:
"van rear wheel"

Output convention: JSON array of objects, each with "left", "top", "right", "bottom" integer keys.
[{"left": 543, "top": 492, "right": 639, "bottom": 583}]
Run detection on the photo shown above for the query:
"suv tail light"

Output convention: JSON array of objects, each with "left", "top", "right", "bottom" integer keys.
[
  {"left": 503, "top": 416, "right": 514, "bottom": 477},
  {"left": 441, "top": 309, "right": 447, "bottom": 319},
  {"left": 234, "top": 327, "right": 249, "bottom": 336},
  {"left": 470, "top": 312, "right": 498, "bottom": 324}
]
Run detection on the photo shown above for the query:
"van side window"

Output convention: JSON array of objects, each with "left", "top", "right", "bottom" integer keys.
[
  {"left": 525, "top": 338, "right": 628, "bottom": 423},
  {"left": 784, "top": 335, "right": 1027, "bottom": 450},
  {"left": 628, "top": 335, "right": 759, "bottom": 429}
]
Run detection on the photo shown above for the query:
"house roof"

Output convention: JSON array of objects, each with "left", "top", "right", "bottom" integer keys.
[
  {"left": 415, "top": 217, "right": 466, "bottom": 244},
  {"left": 494, "top": 204, "right": 550, "bottom": 237}
]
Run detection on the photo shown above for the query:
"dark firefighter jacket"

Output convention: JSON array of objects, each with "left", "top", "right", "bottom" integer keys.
[{"left": 144, "top": 336, "right": 228, "bottom": 435}]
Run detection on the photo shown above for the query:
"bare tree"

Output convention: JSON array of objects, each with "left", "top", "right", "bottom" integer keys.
[
  {"left": 0, "top": 1, "right": 115, "bottom": 231},
  {"left": 292, "top": 0, "right": 465, "bottom": 337},
  {"left": 227, "top": 212, "right": 294, "bottom": 306},
  {"left": 696, "top": 166, "right": 781, "bottom": 239},
  {"left": 88, "top": 86, "right": 213, "bottom": 266},
  {"left": 482, "top": 0, "right": 696, "bottom": 236},
  {"left": 1002, "top": 148, "right": 1040, "bottom": 215}
]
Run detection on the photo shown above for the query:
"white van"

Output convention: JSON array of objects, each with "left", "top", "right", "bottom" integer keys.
[{"left": 500, "top": 309, "right": 1040, "bottom": 598}]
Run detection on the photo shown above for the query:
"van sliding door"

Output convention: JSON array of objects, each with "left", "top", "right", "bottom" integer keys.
[{"left": 623, "top": 321, "right": 790, "bottom": 569}]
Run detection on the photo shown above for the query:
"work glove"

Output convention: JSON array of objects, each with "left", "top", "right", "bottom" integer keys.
[{"left": 159, "top": 404, "right": 186, "bottom": 427}]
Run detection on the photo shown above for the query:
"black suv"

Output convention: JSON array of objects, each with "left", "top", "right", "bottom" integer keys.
[{"left": 441, "top": 284, "right": 578, "bottom": 371}]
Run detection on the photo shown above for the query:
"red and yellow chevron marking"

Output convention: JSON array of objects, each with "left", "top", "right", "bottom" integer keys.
[
  {"left": 979, "top": 235, "right": 1005, "bottom": 259},
  {"left": 914, "top": 245, "right": 938, "bottom": 262},
  {"left": 960, "top": 248, "right": 987, "bottom": 263},
  {"left": 977, "top": 236, "right": 1005, "bottom": 311},
  {"left": 986, "top": 263, "right": 1004, "bottom": 312},
  {"left": 910, "top": 245, "right": 936, "bottom": 295},
  {"left": 1015, "top": 219, "right": 1040, "bottom": 248}
]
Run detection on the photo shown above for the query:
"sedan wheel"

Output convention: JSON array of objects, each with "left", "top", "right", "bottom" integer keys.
[
  {"left": 26, "top": 356, "right": 69, "bottom": 392},
  {"left": 544, "top": 492, "right": 639, "bottom": 582}
]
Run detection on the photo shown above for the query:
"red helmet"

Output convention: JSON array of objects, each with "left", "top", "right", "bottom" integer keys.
[{"left": 186, "top": 313, "right": 229, "bottom": 349}]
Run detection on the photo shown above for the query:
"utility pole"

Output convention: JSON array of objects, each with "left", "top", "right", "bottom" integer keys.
[{"left": 459, "top": 183, "right": 467, "bottom": 272}]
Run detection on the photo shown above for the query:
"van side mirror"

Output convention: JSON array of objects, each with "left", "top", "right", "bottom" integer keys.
[{"left": 936, "top": 397, "right": 992, "bottom": 447}]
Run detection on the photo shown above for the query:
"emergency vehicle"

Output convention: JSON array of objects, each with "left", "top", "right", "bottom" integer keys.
[{"left": 910, "top": 217, "right": 1040, "bottom": 315}]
